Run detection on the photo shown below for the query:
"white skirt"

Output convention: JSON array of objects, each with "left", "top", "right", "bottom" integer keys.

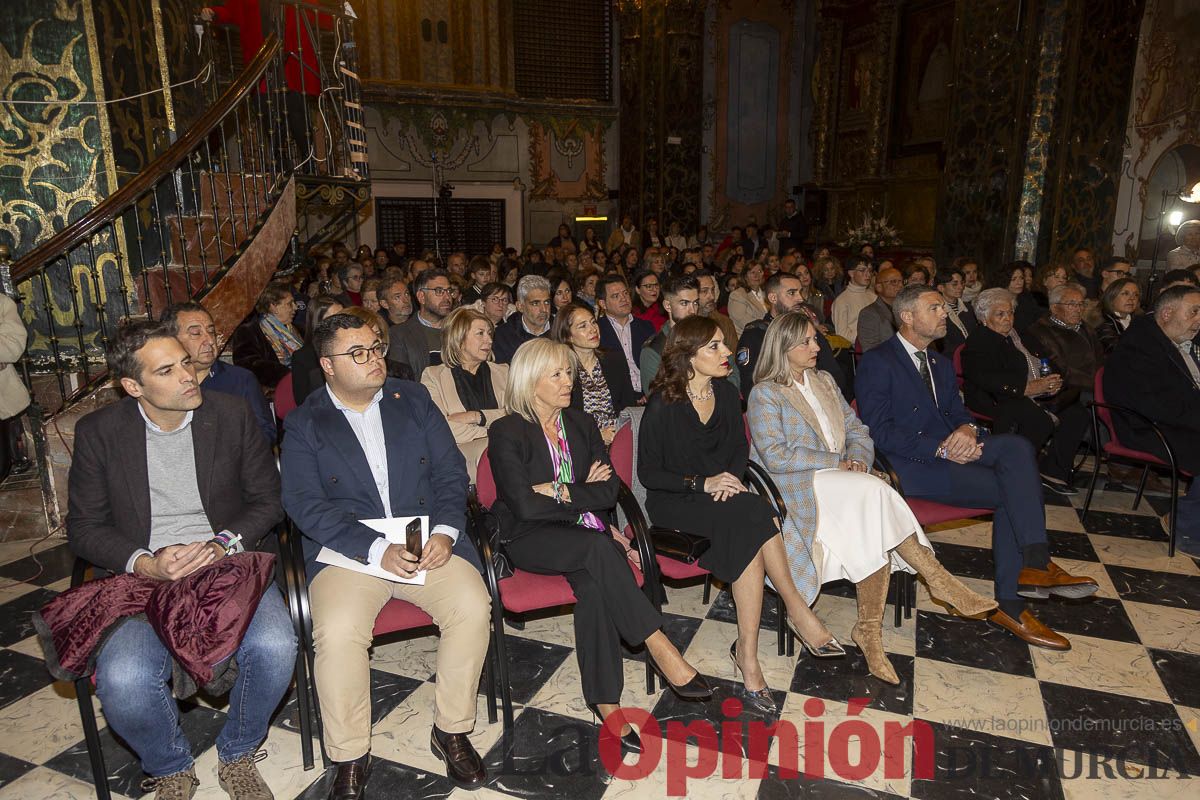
[{"left": 811, "top": 469, "right": 933, "bottom": 585}]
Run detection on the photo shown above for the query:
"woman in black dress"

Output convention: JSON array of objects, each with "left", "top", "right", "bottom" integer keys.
[
  {"left": 489, "top": 339, "right": 711, "bottom": 752},
  {"left": 640, "top": 316, "right": 844, "bottom": 714}
]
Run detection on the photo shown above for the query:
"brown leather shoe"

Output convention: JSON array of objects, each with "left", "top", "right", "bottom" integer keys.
[
  {"left": 1017, "top": 561, "right": 1099, "bottom": 600},
  {"left": 989, "top": 609, "right": 1071, "bottom": 650},
  {"left": 431, "top": 727, "right": 487, "bottom": 789},
  {"left": 328, "top": 754, "right": 370, "bottom": 800}
]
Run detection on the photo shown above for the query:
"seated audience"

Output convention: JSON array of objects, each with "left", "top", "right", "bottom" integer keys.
[
  {"left": 1098, "top": 257, "right": 1134, "bottom": 294},
  {"left": 162, "top": 302, "right": 275, "bottom": 444},
  {"left": 830, "top": 255, "right": 876, "bottom": 344},
  {"left": 957, "top": 256, "right": 983, "bottom": 303},
  {"left": 793, "top": 262, "right": 826, "bottom": 325},
  {"left": 596, "top": 275, "right": 653, "bottom": 398},
  {"left": 489, "top": 338, "right": 712, "bottom": 747},
  {"left": 856, "top": 286, "right": 1097, "bottom": 651},
  {"left": 1070, "top": 247, "right": 1101, "bottom": 299},
  {"left": 737, "top": 272, "right": 849, "bottom": 400},
  {"left": 641, "top": 316, "right": 845, "bottom": 712},
  {"left": 475, "top": 281, "right": 514, "bottom": 328},
  {"left": 461, "top": 256, "right": 494, "bottom": 305},
  {"left": 994, "top": 262, "right": 1042, "bottom": 332},
  {"left": 856, "top": 266, "right": 903, "bottom": 351},
  {"left": 1095, "top": 277, "right": 1140, "bottom": 354},
  {"left": 747, "top": 312, "right": 995, "bottom": 683},
  {"left": 493, "top": 275, "right": 553, "bottom": 364},
  {"left": 290, "top": 296, "right": 345, "bottom": 405},
  {"left": 639, "top": 275, "right": 700, "bottom": 391},
  {"left": 902, "top": 262, "right": 930, "bottom": 287},
  {"left": 421, "top": 308, "right": 508, "bottom": 483},
  {"left": 727, "top": 261, "right": 769, "bottom": 336},
  {"left": 575, "top": 268, "right": 601, "bottom": 309},
  {"left": 1103, "top": 285, "right": 1200, "bottom": 558},
  {"left": 1029, "top": 263, "right": 1069, "bottom": 311},
  {"left": 551, "top": 303, "right": 638, "bottom": 443},
  {"left": 69, "top": 320, "right": 291, "bottom": 799},
  {"left": 934, "top": 266, "right": 978, "bottom": 354},
  {"left": 232, "top": 281, "right": 302, "bottom": 390},
  {"left": 813, "top": 255, "right": 845, "bottom": 307},
  {"left": 281, "top": 314, "right": 490, "bottom": 795},
  {"left": 389, "top": 268, "right": 454, "bottom": 377},
  {"left": 962, "top": 288, "right": 1090, "bottom": 494},
  {"left": 1025, "top": 283, "right": 1103, "bottom": 398},
  {"left": 631, "top": 269, "right": 668, "bottom": 331},
  {"left": 334, "top": 263, "right": 364, "bottom": 307},
  {"left": 551, "top": 275, "right": 575, "bottom": 315},
  {"left": 694, "top": 270, "right": 739, "bottom": 355}
]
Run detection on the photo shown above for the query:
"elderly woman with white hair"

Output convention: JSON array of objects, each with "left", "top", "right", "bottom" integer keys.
[
  {"left": 747, "top": 312, "right": 996, "bottom": 686},
  {"left": 487, "top": 338, "right": 712, "bottom": 754},
  {"left": 961, "top": 287, "right": 1091, "bottom": 494}
]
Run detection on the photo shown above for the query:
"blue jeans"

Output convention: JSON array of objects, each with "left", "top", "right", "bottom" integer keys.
[{"left": 94, "top": 587, "right": 297, "bottom": 777}]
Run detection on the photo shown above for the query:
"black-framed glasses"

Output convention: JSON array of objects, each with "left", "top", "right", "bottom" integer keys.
[
  {"left": 328, "top": 342, "right": 389, "bottom": 364},
  {"left": 420, "top": 286, "right": 453, "bottom": 296}
]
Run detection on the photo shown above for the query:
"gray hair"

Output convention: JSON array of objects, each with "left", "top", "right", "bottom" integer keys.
[
  {"left": 891, "top": 285, "right": 941, "bottom": 328},
  {"left": 505, "top": 338, "right": 576, "bottom": 423},
  {"left": 973, "top": 288, "right": 1015, "bottom": 322},
  {"left": 516, "top": 274, "right": 551, "bottom": 304},
  {"left": 1048, "top": 282, "right": 1086, "bottom": 306}
]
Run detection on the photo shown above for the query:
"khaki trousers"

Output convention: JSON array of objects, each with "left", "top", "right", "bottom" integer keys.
[{"left": 309, "top": 555, "right": 491, "bottom": 762}]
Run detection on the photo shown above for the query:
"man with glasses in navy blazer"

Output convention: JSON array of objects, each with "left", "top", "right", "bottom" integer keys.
[
  {"left": 281, "top": 313, "right": 489, "bottom": 798},
  {"left": 855, "top": 286, "right": 1097, "bottom": 652}
]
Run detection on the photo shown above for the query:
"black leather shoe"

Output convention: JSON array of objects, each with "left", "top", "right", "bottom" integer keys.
[
  {"left": 587, "top": 703, "right": 642, "bottom": 754},
  {"left": 648, "top": 657, "right": 713, "bottom": 700},
  {"left": 328, "top": 753, "right": 370, "bottom": 800},
  {"left": 431, "top": 727, "right": 487, "bottom": 789}
]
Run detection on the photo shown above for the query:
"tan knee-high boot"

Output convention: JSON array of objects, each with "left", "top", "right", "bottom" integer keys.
[
  {"left": 852, "top": 566, "right": 899, "bottom": 685},
  {"left": 893, "top": 535, "right": 998, "bottom": 617}
]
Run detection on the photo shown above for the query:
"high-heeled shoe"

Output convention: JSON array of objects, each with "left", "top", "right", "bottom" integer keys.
[
  {"left": 587, "top": 704, "right": 641, "bottom": 754},
  {"left": 647, "top": 657, "right": 714, "bottom": 700},
  {"left": 729, "top": 642, "right": 778, "bottom": 715},
  {"left": 786, "top": 619, "right": 847, "bottom": 658}
]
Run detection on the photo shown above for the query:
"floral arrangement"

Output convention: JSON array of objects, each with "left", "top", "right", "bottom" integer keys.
[{"left": 840, "top": 214, "right": 903, "bottom": 250}]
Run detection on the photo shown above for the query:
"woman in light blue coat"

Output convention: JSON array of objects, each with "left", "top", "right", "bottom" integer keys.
[{"left": 746, "top": 312, "right": 997, "bottom": 685}]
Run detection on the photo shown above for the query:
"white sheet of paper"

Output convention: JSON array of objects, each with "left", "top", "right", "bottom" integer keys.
[{"left": 315, "top": 516, "right": 429, "bottom": 585}]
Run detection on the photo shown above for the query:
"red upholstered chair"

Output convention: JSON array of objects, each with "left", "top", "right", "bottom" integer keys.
[
  {"left": 953, "top": 344, "right": 994, "bottom": 426},
  {"left": 1083, "top": 367, "right": 1189, "bottom": 557},
  {"left": 277, "top": 520, "right": 498, "bottom": 766},
  {"left": 273, "top": 371, "right": 297, "bottom": 421},
  {"left": 471, "top": 448, "right": 653, "bottom": 727},
  {"left": 849, "top": 400, "right": 993, "bottom": 626}
]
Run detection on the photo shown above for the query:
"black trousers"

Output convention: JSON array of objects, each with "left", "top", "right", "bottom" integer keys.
[
  {"left": 505, "top": 525, "right": 662, "bottom": 704},
  {"left": 991, "top": 398, "right": 1089, "bottom": 482}
]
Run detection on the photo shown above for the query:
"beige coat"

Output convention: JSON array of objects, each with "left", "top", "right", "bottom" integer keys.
[
  {"left": 0, "top": 295, "right": 30, "bottom": 420},
  {"left": 727, "top": 287, "right": 768, "bottom": 336},
  {"left": 421, "top": 362, "right": 509, "bottom": 482}
]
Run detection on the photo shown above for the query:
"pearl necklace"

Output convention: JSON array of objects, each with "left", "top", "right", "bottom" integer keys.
[{"left": 686, "top": 381, "right": 715, "bottom": 401}]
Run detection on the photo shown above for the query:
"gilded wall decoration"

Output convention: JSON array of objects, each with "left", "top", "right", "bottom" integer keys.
[
  {"left": 528, "top": 120, "right": 608, "bottom": 203},
  {"left": 1044, "top": 0, "right": 1144, "bottom": 265},
  {"left": 811, "top": 16, "right": 842, "bottom": 184}
]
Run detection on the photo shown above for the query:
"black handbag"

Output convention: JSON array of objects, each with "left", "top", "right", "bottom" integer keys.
[{"left": 649, "top": 526, "right": 711, "bottom": 564}]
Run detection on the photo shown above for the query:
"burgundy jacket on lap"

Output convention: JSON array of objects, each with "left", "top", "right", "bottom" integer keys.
[{"left": 34, "top": 552, "right": 276, "bottom": 695}]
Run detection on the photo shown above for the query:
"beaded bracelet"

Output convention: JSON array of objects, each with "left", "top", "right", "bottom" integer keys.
[{"left": 209, "top": 531, "right": 244, "bottom": 556}]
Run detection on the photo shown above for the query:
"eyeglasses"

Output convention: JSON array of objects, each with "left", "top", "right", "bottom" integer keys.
[
  {"left": 1104, "top": 270, "right": 1131, "bottom": 278},
  {"left": 420, "top": 286, "right": 452, "bottom": 296},
  {"left": 328, "top": 342, "right": 389, "bottom": 364},
  {"left": 1056, "top": 301, "right": 1085, "bottom": 308}
]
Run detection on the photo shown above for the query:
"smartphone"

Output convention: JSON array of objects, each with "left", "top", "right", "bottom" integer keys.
[{"left": 405, "top": 518, "right": 423, "bottom": 560}]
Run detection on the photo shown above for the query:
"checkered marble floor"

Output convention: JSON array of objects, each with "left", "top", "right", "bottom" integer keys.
[{"left": 0, "top": 483, "right": 1197, "bottom": 799}]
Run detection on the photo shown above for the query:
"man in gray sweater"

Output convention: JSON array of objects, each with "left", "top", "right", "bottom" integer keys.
[{"left": 67, "top": 319, "right": 292, "bottom": 800}]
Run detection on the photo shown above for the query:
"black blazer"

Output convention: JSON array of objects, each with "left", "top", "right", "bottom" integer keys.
[
  {"left": 67, "top": 393, "right": 282, "bottom": 575},
  {"left": 486, "top": 409, "right": 620, "bottom": 542},
  {"left": 231, "top": 316, "right": 290, "bottom": 389},
  {"left": 598, "top": 315, "right": 654, "bottom": 374},
  {"left": 960, "top": 324, "right": 1034, "bottom": 417},
  {"left": 570, "top": 348, "right": 639, "bottom": 420},
  {"left": 1103, "top": 315, "right": 1200, "bottom": 473},
  {"left": 937, "top": 302, "right": 977, "bottom": 355},
  {"left": 1096, "top": 312, "right": 1128, "bottom": 355}
]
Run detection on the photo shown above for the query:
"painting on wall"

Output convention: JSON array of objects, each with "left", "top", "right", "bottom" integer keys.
[{"left": 891, "top": 0, "right": 955, "bottom": 155}]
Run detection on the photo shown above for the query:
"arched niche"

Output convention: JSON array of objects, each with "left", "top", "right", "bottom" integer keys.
[{"left": 1138, "top": 143, "right": 1200, "bottom": 266}]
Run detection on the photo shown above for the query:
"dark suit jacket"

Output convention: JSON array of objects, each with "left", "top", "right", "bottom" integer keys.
[
  {"left": 570, "top": 348, "right": 639, "bottom": 419},
  {"left": 486, "top": 409, "right": 619, "bottom": 542},
  {"left": 855, "top": 335, "right": 974, "bottom": 496},
  {"left": 491, "top": 316, "right": 547, "bottom": 365},
  {"left": 231, "top": 316, "right": 290, "bottom": 389},
  {"left": 280, "top": 378, "right": 470, "bottom": 577},
  {"left": 856, "top": 297, "right": 896, "bottom": 352},
  {"left": 67, "top": 393, "right": 282, "bottom": 575},
  {"left": 598, "top": 315, "right": 654, "bottom": 372},
  {"left": 1103, "top": 315, "right": 1200, "bottom": 473},
  {"left": 1095, "top": 312, "right": 1129, "bottom": 355}
]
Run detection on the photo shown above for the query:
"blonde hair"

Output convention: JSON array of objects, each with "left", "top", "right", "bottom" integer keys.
[
  {"left": 339, "top": 306, "right": 386, "bottom": 340},
  {"left": 753, "top": 311, "right": 816, "bottom": 386},
  {"left": 505, "top": 338, "right": 577, "bottom": 423},
  {"left": 440, "top": 307, "right": 494, "bottom": 368}
]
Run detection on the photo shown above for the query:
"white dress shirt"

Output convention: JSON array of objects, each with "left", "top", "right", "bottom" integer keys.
[{"left": 897, "top": 334, "right": 937, "bottom": 405}]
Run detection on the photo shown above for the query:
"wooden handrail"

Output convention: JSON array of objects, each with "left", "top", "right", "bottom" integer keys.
[{"left": 11, "top": 33, "right": 283, "bottom": 285}]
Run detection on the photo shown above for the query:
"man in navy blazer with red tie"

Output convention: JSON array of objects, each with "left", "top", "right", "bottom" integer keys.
[{"left": 855, "top": 286, "right": 1097, "bottom": 651}]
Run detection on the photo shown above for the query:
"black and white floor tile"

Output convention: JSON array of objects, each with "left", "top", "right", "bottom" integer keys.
[{"left": 0, "top": 483, "right": 1197, "bottom": 799}]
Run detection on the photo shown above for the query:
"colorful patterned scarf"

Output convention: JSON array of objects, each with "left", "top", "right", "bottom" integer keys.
[
  {"left": 545, "top": 412, "right": 604, "bottom": 531},
  {"left": 259, "top": 313, "right": 303, "bottom": 367}
]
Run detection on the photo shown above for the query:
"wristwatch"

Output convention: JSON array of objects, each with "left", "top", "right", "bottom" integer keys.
[
  {"left": 684, "top": 474, "right": 700, "bottom": 492},
  {"left": 477, "top": 410, "right": 486, "bottom": 426}
]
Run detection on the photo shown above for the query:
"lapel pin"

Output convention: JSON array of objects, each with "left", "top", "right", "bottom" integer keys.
[{"left": 393, "top": 392, "right": 400, "bottom": 399}]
